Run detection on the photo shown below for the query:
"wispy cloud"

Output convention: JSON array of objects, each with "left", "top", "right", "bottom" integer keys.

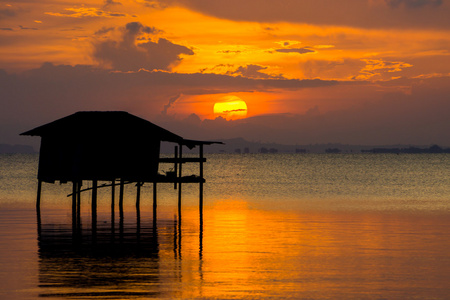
[
  {"left": 230, "top": 64, "right": 284, "bottom": 79},
  {"left": 19, "top": 25, "right": 38, "bottom": 30},
  {"left": 46, "top": 7, "right": 128, "bottom": 18},
  {"left": 383, "top": 0, "right": 442, "bottom": 8},
  {"left": 275, "top": 48, "right": 315, "bottom": 54}
]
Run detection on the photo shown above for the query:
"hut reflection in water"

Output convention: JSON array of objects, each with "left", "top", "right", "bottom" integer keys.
[{"left": 37, "top": 207, "right": 203, "bottom": 298}]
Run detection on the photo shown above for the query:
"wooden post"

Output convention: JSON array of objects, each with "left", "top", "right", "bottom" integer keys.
[
  {"left": 174, "top": 146, "right": 178, "bottom": 189},
  {"left": 36, "top": 199, "right": 41, "bottom": 236},
  {"left": 178, "top": 144, "right": 183, "bottom": 216},
  {"left": 136, "top": 182, "right": 141, "bottom": 210},
  {"left": 199, "top": 212, "right": 203, "bottom": 260},
  {"left": 153, "top": 182, "right": 157, "bottom": 221},
  {"left": 76, "top": 181, "right": 81, "bottom": 227},
  {"left": 72, "top": 181, "right": 77, "bottom": 230},
  {"left": 92, "top": 180, "right": 98, "bottom": 236},
  {"left": 111, "top": 179, "right": 115, "bottom": 231},
  {"left": 119, "top": 178, "right": 124, "bottom": 221},
  {"left": 199, "top": 144, "right": 204, "bottom": 217},
  {"left": 136, "top": 182, "right": 141, "bottom": 239},
  {"left": 36, "top": 180, "right": 42, "bottom": 210}
]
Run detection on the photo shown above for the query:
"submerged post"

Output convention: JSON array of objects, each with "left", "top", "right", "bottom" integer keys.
[
  {"left": 76, "top": 181, "right": 81, "bottom": 227},
  {"left": 136, "top": 182, "right": 141, "bottom": 210},
  {"left": 111, "top": 179, "right": 115, "bottom": 230},
  {"left": 178, "top": 144, "right": 183, "bottom": 216},
  {"left": 92, "top": 180, "right": 98, "bottom": 235},
  {"left": 174, "top": 146, "right": 178, "bottom": 189},
  {"left": 72, "top": 181, "right": 77, "bottom": 231},
  {"left": 199, "top": 144, "right": 204, "bottom": 217},
  {"left": 136, "top": 182, "right": 141, "bottom": 238},
  {"left": 153, "top": 182, "right": 157, "bottom": 219},
  {"left": 36, "top": 180, "right": 42, "bottom": 209},
  {"left": 119, "top": 178, "right": 124, "bottom": 220}
]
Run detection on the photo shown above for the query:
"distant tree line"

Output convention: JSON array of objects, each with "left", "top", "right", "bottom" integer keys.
[{"left": 361, "top": 145, "right": 450, "bottom": 154}]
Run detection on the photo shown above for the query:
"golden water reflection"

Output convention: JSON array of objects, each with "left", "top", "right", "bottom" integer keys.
[{"left": 36, "top": 200, "right": 450, "bottom": 299}]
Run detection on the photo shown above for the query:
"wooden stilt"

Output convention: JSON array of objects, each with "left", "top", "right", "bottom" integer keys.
[
  {"left": 153, "top": 182, "right": 157, "bottom": 217},
  {"left": 199, "top": 213, "right": 203, "bottom": 260},
  {"left": 111, "top": 179, "right": 115, "bottom": 232},
  {"left": 199, "top": 144, "right": 204, "bottom": 259},
  {"left": 153, "top": 182, "right": 157, "bottom": 228},
  {"left": 92, "top": 180, "right": 97, "bottom": 236},
  {"left": 177, "top": 214, "right": 182, "bottom": 259},
  {"left": 174, "top": 146, "right": 178, "bottom": 189},
  {"left": 36, "top": 180, "right": 42, "bottom": 210},
  {"left": 136, "top": 182, "right": 141, "bottom": 210},
  {"left": 36, "top": 180, "right": 42, "bottom": 236},
  {"left": 199, "top": 144, "right": 204, "bottom": 217},
  {"left": 178, "top": 144, "right": 183, "bottom": 217},
  {"left": 136, "top": 182, "right": 141, "bottom": 239},
  {"left": 36, "top": 202, "right": 41, "bottom": 236},
  {"left": 119, "top": 178, "right": 124, "bottom": 221},
  {"left": 76, "top": 181, "right": 81, "bottom": 227},
  {"left": 72, "top": 181, "right": 77, "bottom": 230}
]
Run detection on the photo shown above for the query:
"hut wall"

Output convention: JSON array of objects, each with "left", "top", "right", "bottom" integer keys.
[{"left": 38, "top": 135, "right": 160, "bottom": 183}]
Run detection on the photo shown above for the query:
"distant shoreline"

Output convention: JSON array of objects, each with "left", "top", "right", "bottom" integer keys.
[
  {"left": 0, "top": 144, "right": 36, "bottom": 154},
  {"left": 2, "top": 141, "right": 449, "bottom": 154}
]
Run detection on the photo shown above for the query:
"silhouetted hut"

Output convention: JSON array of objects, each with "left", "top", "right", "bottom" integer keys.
[
  {"left": 22, "top": 111, "right": 187, "bottom": 183},
  {"left": 21, "top": 111, "right": 220, "bottom": 224}
]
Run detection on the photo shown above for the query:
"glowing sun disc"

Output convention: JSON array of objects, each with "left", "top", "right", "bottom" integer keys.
[{"left": 213, "top": 97, "right": 248, "bottom": 119}]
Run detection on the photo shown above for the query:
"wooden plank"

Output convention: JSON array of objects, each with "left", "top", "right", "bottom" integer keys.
[
  {"left": 67, "top": 180, "right": 134, "bottom": 197},
  {"left": 159, "top": 157, "right": 206, "bottom": 163}
]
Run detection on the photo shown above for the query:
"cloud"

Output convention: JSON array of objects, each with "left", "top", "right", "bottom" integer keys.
[
  {"left": 230, "top": 64, "right": 283, "bottom": 79},
  {"left": 275, "top": 48, "right": 315, "bottom": 54},
  {"left": 0, "top": 62, "right": 337, "bottom": 146},
  {"left": 223, "top": 108, "right": 247, "bottom": 113},
  {"left": 199, "top": 64, "right": 235, "bottom": 74},
  {"left": 300, "top": 58, "right": 365, "bottom": 80},
  {"left": 356, "top": 59, "right": 413, "bottom": 80},
  {"left": 156, "top": 77, "right": 450, "bottom": 146},
  {"left": 162, "top": 94, "right": 183, "bottom": 115},
  {"left": 92, "top": 22, "right": 193, "bottom": 71},
  {"left": 217, "top": 50, "right": 242, "bottom": 54},
  {"left": 0, "top": 7, "right": 16, "bottom": 19},
  {"left": 383, "top": 0, "right": 442, "bottom": 8},
  {"left": 2, "top": 62, "right": 448, "bottom": 146},
  {"left": 95, "top": 26, "right": 115, "bottom": 35},
  {"left": 19, "top": 25, "right": 38, "bottom": 30},
  {"left": 103, "top": 0, "right": 122, "bottom": 8},
  {"left": 0, "top": 62, "right": 337, "bottom": 124},
  {"left": 157, "top": 0, "right": 450, "bottom": 29},
  {"left": 275, "top": 41, "right": 301, "bottom": 47},
  {"left": 45, "top": 7, "right": 128, "bottom": 18},
  {"left": 124, "top": 21, "right": 162, "bottom": 35},
  {"left": 0, "top": 27, "right": 13, "bottom": 31},
  {"left": 136, "top": 1, "right": 169, "bottom": 9}
]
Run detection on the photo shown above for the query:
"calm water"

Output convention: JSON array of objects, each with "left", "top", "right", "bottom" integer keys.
[{"left": 0, "top": 153, "right": 449, "bottom": 299}]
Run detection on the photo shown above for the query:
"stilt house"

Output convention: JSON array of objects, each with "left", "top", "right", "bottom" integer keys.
[{"left": 21, "top": 111, "right": 221, "bottom": 213}]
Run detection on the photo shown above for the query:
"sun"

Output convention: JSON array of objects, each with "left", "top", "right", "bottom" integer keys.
[{"left": 213, "top": 95, "right": 248, "bottom": 120}]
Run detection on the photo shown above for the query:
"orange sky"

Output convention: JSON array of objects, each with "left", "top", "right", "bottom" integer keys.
[{"left": 1, "top": 0, "right": 450, "bottom": 146}]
